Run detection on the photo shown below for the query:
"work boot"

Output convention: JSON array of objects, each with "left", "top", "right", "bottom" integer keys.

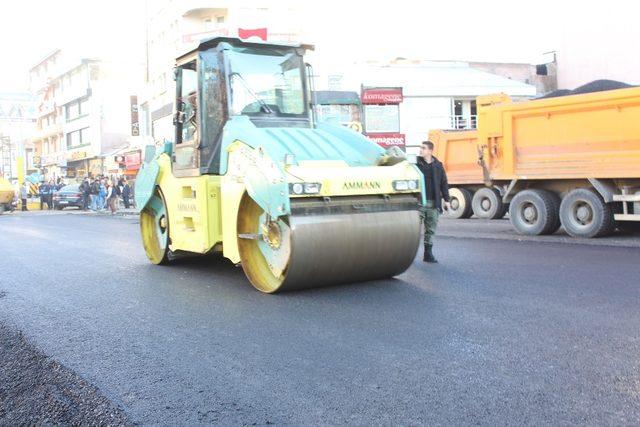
[{"left": 423, "top": 244, "right": 438, "bottom": 263}]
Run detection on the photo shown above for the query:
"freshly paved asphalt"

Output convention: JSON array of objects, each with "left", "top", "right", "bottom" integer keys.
[{"left": 1, "top": 212, "right": 640, "bottom": 425}]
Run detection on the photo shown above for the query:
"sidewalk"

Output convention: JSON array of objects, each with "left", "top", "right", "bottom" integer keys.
[{"left": 84, "top": 207, "right": 139, "bottom": 217}]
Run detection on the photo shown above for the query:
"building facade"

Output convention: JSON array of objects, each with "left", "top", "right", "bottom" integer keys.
[
  {"left": 315, "top": 59, "right": 537, "bottom": 153},
  {"left": 29, "top": 50, "right": 143, "bottom": 180},
  {"left": 0, "top": 92, "right": 36, "bottom": 180},
  {"left": 139, "top": 0, "right": 303, "bottom": 144}
]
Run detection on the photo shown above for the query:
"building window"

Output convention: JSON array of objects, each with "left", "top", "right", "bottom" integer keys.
[
  {"left": 80, "top": 128, "right": 90, "bottom": 144},
  {"left": 216, "top": 16, "right": 224, "bottom": 24},
  {"left": 79, "top": 98, "right": 89, "bottom": 115},
  {"left": 67, "top": 102, "right": 80, "bottom": 121},
  {"left": 66, "top": 97, "right": 89, "bottom": 121},
  {"left": 66, "top": 127, "right": 90, "bottom": 149},
  {"left": 452, "top": 99, "right": 477, "bottom": 130}
]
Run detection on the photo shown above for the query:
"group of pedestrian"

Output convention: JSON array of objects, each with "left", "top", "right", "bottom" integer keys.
[
  {"left": 37, "top": 178, "right": 66, "bottom": 210},
  {"left": 19, "top": 178, "right": 65, "bottom": 211},
  {"left": 79, "top": 176, "right": 131, "bottom": 214}
]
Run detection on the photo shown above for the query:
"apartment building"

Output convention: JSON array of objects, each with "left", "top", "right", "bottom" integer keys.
[
  {"left": 29, "top": 50, "right": 142, "bottom": 180},
  {"left": 139, "top": 0, "right": 303, "bottom": 144}
]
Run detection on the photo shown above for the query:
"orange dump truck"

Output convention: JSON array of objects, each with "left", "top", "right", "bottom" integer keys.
[{"left": 430, "top": 86, "right": 640, "bottom": 237}]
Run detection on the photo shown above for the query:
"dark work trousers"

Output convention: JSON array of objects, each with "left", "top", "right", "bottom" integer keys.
[{"left": 421, "top": 200, "right": 439, "bottom": 246}]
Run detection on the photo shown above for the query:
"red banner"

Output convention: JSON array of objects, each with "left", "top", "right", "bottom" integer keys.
[
  {"left": 366, "top": 133, "right": 406, "bottom": 149},
  {"left": 361, "top": 88, "right": 403, "bottom": 104},
  {"left": 238, "top": 28, "right": 267, "bottom": 41}
]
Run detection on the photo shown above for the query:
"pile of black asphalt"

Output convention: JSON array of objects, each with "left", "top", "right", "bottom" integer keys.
[
  {"left": 538, "top": 79, "right": 634, "bottom": 99},
  {"left": 0, "top": 319, "right": 130, "bottom": 426}
]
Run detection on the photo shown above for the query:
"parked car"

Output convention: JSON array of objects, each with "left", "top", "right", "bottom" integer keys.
[{"left": 52, "top": 184, "right": 83, "bottom": 210}]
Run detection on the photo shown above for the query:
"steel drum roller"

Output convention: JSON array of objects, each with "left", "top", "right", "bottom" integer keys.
[{"left": 238, "top": 195, "right": 421, "bottom": 293}]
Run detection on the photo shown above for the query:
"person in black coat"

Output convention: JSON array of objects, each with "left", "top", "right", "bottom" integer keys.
[
  {"left": 415, "top": 141, "right": 450, "bottom": 263},
  {"left": 79, "top": 178, "right": 91, "bottom": 211},
  {"left": 39, "top": 181, "right": 53, "bottom": 210},
  {"left": 121, "top": 178, "right": 131, "bottom": 209}
]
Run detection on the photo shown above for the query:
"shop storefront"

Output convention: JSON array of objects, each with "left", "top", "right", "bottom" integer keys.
[
  {"left": 66, "top": 150, "right": 102, "bottom": 179},
  {"left": 41, "top": 152, "right": 67, "bottom": 181}
]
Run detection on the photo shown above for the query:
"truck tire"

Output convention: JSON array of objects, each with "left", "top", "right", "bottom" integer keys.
[
  {"left": 472, "top": 187, "right": 504, "bottom": 219},
  {"left": 509, "top": 189, "right": 561, "bottom": 235},
  {"left": 446, "top": 187, "right": 473, "bottom": 219},
  {"left": 560, "top": 188, "right": 615, "bottom": 238}
]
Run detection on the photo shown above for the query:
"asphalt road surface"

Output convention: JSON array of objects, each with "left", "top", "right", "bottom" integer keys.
[{"left": 1, "top": 212, "right": 640, "bottom": 425}]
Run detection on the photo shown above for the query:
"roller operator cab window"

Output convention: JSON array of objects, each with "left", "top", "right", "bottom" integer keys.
[
  {"left": 179, "top": 63, "right": 198, "bottom": 143},
  {"left": 227, "top": 47, "right": 306, "bottom": 118}
]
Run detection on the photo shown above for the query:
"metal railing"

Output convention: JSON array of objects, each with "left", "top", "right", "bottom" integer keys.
[{"left": 451, "top": 115, "right": 477, "bottom": 130}]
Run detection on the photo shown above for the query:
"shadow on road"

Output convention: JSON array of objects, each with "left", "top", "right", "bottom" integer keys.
[{"left": 136, "top": 251, "right": 437, "bottom": 310}]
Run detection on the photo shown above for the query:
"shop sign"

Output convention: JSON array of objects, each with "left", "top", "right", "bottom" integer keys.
[
  {"left": 366, "top": 133, "right": 406, "bottom": 149},
  {"left": 42, "top": 152, "right": 66, "bottom": 166},
  {"left": 125, "top": 152, "right": 141, "bottom": 170},
  {"left": 130, "top": 95, "right": 139, "bottom": 136},
  {"left": 361, "top": 88, "right": 403, "bottom": 104},
  {"left": 68, "top": 151, "right": 88, "bottom": 161},
  {"left": 88, "top": 158, "right": 103, "bottom": 177},
  {"left": 364, "top": 104, "right": 400, "bottom": 133},
  {"left": 238, "top": 28, "right": 268, "bottom": 41}
]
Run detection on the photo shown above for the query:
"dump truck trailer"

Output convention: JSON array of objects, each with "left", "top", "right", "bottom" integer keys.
[
  {"left": 135, "top": 37, "right": 424, "bottom": 293},
  {"left": 429, "top": 86, "right": 640, "bottom": 237}
]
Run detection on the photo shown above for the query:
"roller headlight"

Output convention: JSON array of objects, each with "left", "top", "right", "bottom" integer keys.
[
  {"left": 289, "top": 182, "right": 322, "bottom": 195},
  {"left": 304, "top": 183, "right": 321, "bottom": 194},
  {"left": 393, "top": 180, "right": 419, "bottom": 191}
]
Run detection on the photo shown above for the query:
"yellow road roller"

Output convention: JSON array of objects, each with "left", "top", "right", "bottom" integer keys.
[
  {"left": 0, "top": 177, "right": 15, "bottom": 214},
  {"left": 135, "top": 37, "right": 425, "bottom": 293}
]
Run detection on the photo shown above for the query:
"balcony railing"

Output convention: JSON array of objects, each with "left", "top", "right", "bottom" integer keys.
[{"left": 450, "top": 115, "right": 477, "bottom": 130}]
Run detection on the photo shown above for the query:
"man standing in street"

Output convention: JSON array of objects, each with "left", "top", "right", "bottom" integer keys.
[
  {"left": 89, "top": 178, "right": 99, "bottom": 211},
  {"left": 20, "top": 182, "right": 29, "bottom": 211},
  {"left": 38, "top": 181, "right": 49, "bottom": 210},
  {"left": 121, "top": 178, "right": 131, "bottom": 209},
  {"left": 416, "top": 140, "right": 450, "bottom": 263},
  {"left": 80, "top": 178, "right": 91, "bottom": 211}
]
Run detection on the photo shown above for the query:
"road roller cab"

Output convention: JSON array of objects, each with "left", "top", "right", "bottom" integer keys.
[{"left": 136, "top": 37, "right": 425, "bottom": 292}]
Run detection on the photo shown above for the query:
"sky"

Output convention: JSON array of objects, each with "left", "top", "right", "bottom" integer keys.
[
  {"left": 0, "top": 0, "right": 145, "bottom": 92},
  {"left": 0, "top": 0, "right": 635, "bottom": 92}
]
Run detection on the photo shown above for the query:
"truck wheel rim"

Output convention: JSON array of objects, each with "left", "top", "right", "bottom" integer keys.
[
  {"left": 522, "top": 203, "right": 538, "bottom": 224},
  {"left": 481, "top": 198, "right": 491, "bottom": 211},
  {"left": 140, "top": 190, "right": 169, "bottom": 264},
  {"left": 572, "top": 201, "right": 593, "bottom": 226}
]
